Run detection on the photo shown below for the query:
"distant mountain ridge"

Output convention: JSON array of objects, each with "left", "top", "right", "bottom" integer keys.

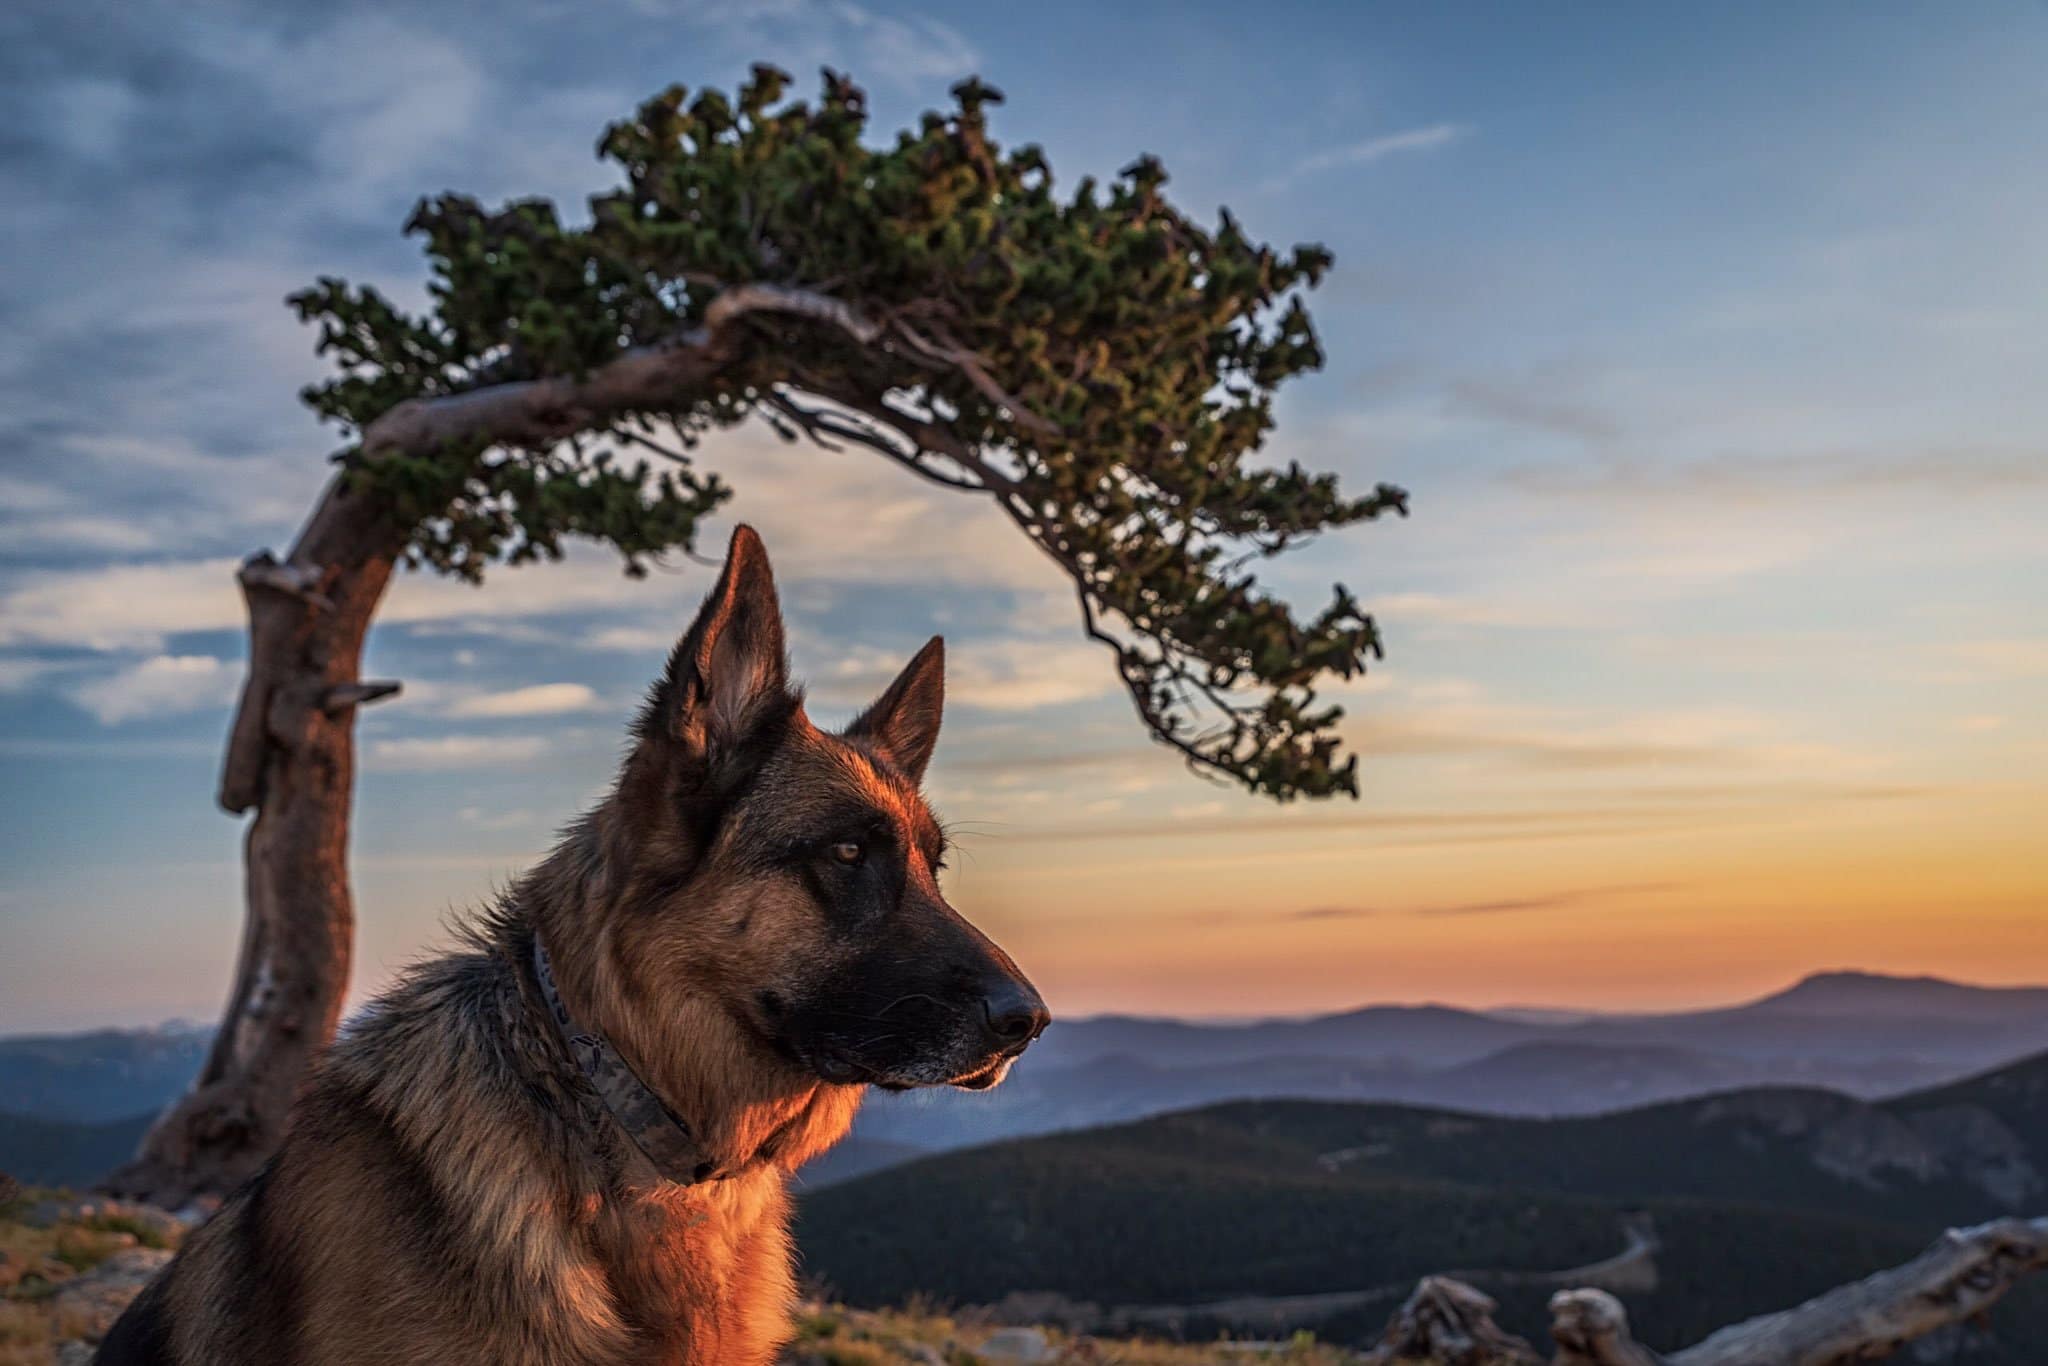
[
  {"left": 850, "top": 969, "right": 2048, "bottom": 1154},
  {"left": 1744, "top": 969, "right": 2048, "bottom": 1020},
  {"left": 6, "top": 971, "right": 2046, "bottom": 1192},
  {"left": 0, "top": 1025, "right": 208, "bottom": 1124}
]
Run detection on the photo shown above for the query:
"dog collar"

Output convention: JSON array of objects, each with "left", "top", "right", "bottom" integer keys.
[{"left": 532, "top": 936, "right": 728, "bottom": 1185}]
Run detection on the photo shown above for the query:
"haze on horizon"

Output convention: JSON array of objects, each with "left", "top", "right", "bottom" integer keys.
[{"left": 2, "top": 0, "right": 2044, "bottom": 1033}]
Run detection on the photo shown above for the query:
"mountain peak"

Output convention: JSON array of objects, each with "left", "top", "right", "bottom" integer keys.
[{"left": 1752, "top": 970, "right": 2048, "bottom": 1019}]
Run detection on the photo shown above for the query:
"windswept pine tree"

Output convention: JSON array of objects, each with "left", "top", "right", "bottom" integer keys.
[{"left": 109, "top": 67, "right": 1408, "bottom": 1203}]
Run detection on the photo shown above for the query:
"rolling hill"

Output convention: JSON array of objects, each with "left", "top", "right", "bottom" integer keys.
[{"left": 797, "top": 1050, "right": 2048, "bottom": 1357}]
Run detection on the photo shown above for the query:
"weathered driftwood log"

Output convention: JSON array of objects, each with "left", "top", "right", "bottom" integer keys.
[
  {"left": 1667, "top": 1215, "right": 2048, "bottom": 1366},
  {"left": 1373, "top": 1216, "right": 2046, "bottom": 1366},
  {"left": 1549, "top": 1289, "right": 1664, "bottom": 1366},
  {"left": 1362, "top": 1276, "right": 1545, "bottom": 1365}
]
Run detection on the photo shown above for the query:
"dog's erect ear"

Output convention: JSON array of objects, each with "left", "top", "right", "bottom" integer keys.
[
  {"left": 652, "top": 525, "right": 793, "bottom": 764},
  {"left": 846, "top": 635, "right": 945, "bottom": 784}
]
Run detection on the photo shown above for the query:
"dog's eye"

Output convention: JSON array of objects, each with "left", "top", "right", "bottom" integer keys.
[{"left": 828, "top": 841, "right": 864, "bottom": 866}]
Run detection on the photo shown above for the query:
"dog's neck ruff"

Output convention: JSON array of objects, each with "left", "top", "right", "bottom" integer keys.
[{"left": 532, "top": 936, "right": 728, "bottom": 1186}]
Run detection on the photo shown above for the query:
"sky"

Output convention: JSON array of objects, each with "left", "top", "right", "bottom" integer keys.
[{"left": 1, "top": 0, "right": 2044, "bottom": 1032}]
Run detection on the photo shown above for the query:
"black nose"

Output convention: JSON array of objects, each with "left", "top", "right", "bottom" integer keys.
[{"left": 980, "top": 976, "right": 1050, "bottom": 1048}]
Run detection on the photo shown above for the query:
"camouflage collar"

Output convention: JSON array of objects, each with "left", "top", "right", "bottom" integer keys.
[{"left": 532, "top": 936, "right": 729, "bottom": 1186}]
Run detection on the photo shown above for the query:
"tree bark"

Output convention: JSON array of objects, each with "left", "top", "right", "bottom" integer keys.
[{"left": 104, "top": 476, "right": 400, "bottom": 1207}]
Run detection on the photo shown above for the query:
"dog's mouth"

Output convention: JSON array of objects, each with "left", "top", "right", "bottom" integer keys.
[
  {"left": 797, "top": 1042, "right": 1025, "bottom": 1093},
  {"left": 946, "top": 1053, "right": 1016, "bottom": 1091}
]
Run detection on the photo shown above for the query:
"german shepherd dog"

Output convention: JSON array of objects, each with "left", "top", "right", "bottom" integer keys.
[{"left": 99, "top": 526, "right": 1049, "bottom": 1365}]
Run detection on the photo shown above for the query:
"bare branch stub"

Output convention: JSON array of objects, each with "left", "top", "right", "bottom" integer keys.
[
  {"left": 322, "top": 681, "right": 403, "bottom": 713},
  {"left": 238, "top": 552, "right": 333, "bottom": 611}
]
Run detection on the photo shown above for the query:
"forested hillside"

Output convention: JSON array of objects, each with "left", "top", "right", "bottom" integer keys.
[{"left": 798, "top": 1051, "right": 2048, "bottom": 1357}]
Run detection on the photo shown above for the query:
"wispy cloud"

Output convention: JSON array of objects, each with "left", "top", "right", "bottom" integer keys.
[
  {"left": 623, "top": 0, "right": 978, "bottom": 90},
  {"left": 368, "top": 736, "right": 549, "bottom": 770},
  {"left": 1506, "top": 447, "right": 2048, "bottom": 501},
  {"left": 812, "top": 638, "right": 1114, "bottom": 714},
  {"left": 0, "top": 657, "right": 61, "bottom": 693},
  {"left": 1443, "top": 376, "right": 1620, "bottom": 445},
  {"left": 1937, "top": 639, "right": 2048, "bottom": 682},
  {"left": 1148, "top": 881, "right": 1688, "bottom": 929},
  {"left": 457, "top": 806, "right": 541, "bottom": 831},
  {"left": 70, "top": 654, "right": 238, "bottom": 725},
  {"left": 446, "top": 683, "right": 601, "bottom": 719},
  {"left": 1289, "top": 881, "right": 1685, "bottom": 922},
  {"left": 1261, "top": 122, "right": 1467, "bottom": 192}
]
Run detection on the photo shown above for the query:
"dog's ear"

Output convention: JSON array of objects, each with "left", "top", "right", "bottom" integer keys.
[
  {"left": 647, "top": 525, "right": 794, "bottom": 771},
  {"left": 846, "top": 635, "right": 944, "bottom": 784}
]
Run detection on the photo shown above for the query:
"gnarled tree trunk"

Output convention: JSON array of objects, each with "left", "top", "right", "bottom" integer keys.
[{"left": 105, "top": 478, "right": 400, "bottom": 1207}]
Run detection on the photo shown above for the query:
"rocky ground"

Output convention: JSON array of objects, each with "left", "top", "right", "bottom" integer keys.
[
  {"left": 0, "top": 1177, "right": 1359, "bottom": 1365},
  {"left": 0, "top": 1180, "right": 184, "bottom": 1366}
]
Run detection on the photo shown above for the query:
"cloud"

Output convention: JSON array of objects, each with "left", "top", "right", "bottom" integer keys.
[
  {"left": 1262, "top": 123, "right": 1466, "bottom": 192},
  {"left": 1274, "top": 881, "right": 1685, "bottom": 923},
  {"left": 367, "top": 736, "right": 549, "bottom": 770},
  {"left": 629, "top": 0, "right": 979, "bottom": 90},
  {"left": 0, "top": 656, "right": 59, "bottom": 693},
  {"left": 446, "top": 683, "right": 601, "bottom": 718},
  {"left": 1442, "top": 377, "right": 1620, "bottom": 445},
  {"left": 1503, "top": 447, "right": 2048, "bottom": 503},
  {"left": 1938, "top": 639, "right": 2048, "bottom": 681},
  {"left": 457, "top": 806, "right": 540, "bottom": 831},
  {"left": 948, "top": 640, "right": 1115, "bottom": 711},
  {"left": 70, "top": 655, "right": 238, "bottom": 725},
  {"left": 813, "top": 637, "right": 1115, "bottom": 714},
  {"left": 584, "top": 626, "right": 673, "bottom": 653},
  {"left": 0, "top": 559, "right": 240, "bottom": 651},
  {"left": 1365, "top": 592, "right": 1558, "bottom": 631}
]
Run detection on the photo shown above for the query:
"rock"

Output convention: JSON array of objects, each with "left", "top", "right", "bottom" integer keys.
[
  {"left": 111, "top": 1202, "right": 191, "bottom": 1245},
  {"left": 51, "top": 1246, "right": 174, "bottom": 1341},
  {"left": 56, "top": 1345, "right": 98, "bottom": 1366},
  {"left": 172, "top": 1195, "right": 221, "bottom": 1227},
  {"left": 979, "top": 1326, "right": 1055, "bottom": 1363},
  {"left": 19, "top": 1196, "right": 190, "bottom": 1244}
]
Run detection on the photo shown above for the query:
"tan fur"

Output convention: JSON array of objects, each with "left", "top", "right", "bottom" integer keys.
[{"left": 97, "top": 528, "right": 1042, "bottom": 1366}]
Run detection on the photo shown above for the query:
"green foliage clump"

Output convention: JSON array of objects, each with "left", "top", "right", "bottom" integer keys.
[{"left": 292, "top": 66, "right": 1408, "bottom": 799}]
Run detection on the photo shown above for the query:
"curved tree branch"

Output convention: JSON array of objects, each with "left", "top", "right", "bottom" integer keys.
[{"left": 356, "top": 282, "right": 875, "bottom": 458}]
